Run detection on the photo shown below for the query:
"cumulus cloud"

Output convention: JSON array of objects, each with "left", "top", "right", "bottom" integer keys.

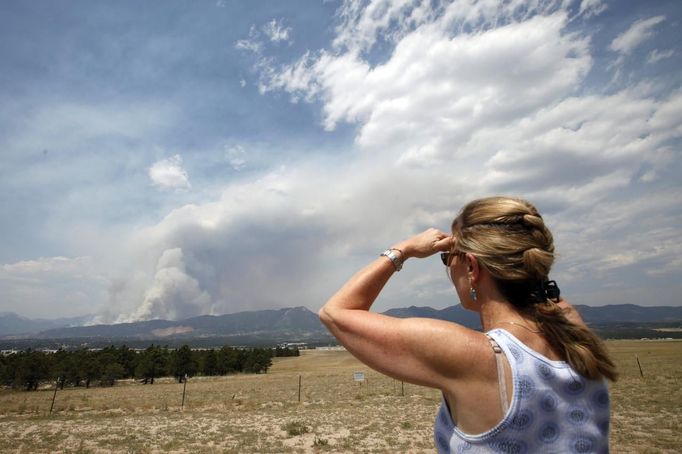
[
  {"left": 262, "top": 5, "right": 591, "bottom": 165},
  {"left": 105, "top": 0, "right": 681, "bottom": 321},
  {"left": 149, "top": 154, "right": 191, "bottom": 191}
]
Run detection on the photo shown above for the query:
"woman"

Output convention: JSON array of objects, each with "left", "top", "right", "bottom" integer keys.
[{"left": 319, "top": 196, "right": 616, "bottom": 453}]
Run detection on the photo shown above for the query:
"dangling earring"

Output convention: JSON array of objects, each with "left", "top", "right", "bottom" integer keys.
[{"left": 468, "top": 275, "right": 477, "bottom": 302}]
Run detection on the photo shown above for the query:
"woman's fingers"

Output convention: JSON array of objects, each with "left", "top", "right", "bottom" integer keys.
[
  {"left": 433, "top": 235, "right": 453, "bottom": 251},
  {"left": 398, "top": 229, "right": 451, "bottom": 258}
]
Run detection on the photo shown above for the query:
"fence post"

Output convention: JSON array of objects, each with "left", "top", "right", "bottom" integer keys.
[
  {"left": 298, "top": 375, "right": 302, "bottom": 402},
  {"left": 401, "top": 381, "right": 404, "bottom": 397},
  {"left": 636, "top": 356, "right": 644, "bottom": 378},
  {"left": 49, "top": 377, "right": 60, "bottom": 415},
  {"left": 181, "top": 374, "right": 188, "bottom": 409}
]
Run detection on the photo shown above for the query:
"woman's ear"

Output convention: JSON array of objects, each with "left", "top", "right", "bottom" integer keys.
[{"left": 466, "top": 253, "right": 480, "bottom": 283}]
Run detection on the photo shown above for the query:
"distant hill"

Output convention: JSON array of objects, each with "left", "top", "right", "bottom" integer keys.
[
  {"left": 0, "top": 312, "right": 92, "bottom": 337},
  {"left": 382, "top": 305, "right": 481, "bottom": 329},
  {"left": 1, "top": 304, "right": 681, "bottom": 346},
  {"left": 383, "top": 304, "right": 682, "bottom": 326},
  {"left": 24, "top": 306, "right": 325, "bottom": 340},
  {"left": 572, "top": 304, "right": 682, "bottom": 323}
]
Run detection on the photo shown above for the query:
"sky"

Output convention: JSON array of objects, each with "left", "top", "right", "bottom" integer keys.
[{"left": 0, "top": 0, "right": 680, "bottom": 322}]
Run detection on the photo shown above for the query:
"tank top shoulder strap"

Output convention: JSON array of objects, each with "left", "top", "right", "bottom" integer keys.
[{"left": 485, "top": 334, "right": 509, "bottom": 415}]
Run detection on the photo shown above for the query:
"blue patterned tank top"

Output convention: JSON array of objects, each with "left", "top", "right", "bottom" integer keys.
[{"left": 434, "top": 328, "right": 610, "bottom": 453}]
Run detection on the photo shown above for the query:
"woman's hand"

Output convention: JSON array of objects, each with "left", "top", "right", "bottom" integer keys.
[{"left": 392, "top": 228, "right": 453, "bottom": 260}]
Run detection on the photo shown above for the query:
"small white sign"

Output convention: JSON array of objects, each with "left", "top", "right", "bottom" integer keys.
[{"left": 353, "top": 371, "right": 365, "bottom": 382}]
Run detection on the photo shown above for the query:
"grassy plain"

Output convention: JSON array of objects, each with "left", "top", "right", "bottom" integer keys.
[{"left": 0, "top": 340, "right": 680, "bottom": 453}]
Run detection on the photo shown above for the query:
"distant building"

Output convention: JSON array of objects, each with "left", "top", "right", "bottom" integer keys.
[{"left": 277, "top": 342, "right": 308, "bottom": 349}]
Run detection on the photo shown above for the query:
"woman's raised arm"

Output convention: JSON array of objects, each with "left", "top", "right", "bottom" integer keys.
[{"left": 318, "top": 229, "right": 484, "bottom": 388}]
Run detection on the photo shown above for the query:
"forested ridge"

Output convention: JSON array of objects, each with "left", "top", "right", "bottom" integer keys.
[{"left": 0, "top": 345, "right": 299, "bottom": 391}]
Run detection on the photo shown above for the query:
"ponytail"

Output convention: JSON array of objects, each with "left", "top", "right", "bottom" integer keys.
[{"left": 530, "top": 300, "right": 618, "bottom": 381}]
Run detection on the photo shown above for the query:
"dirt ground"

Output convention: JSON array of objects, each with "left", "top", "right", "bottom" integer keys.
[{"left": 0, "top": 340, "right": 680, "bottom": 453}]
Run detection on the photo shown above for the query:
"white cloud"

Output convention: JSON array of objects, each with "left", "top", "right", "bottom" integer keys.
[
  {"left": 332, "top": 0, "right": 438, "bottom": 55},
  {"left": 610, "top": 15, "right": 666, "bottom": 55},
  {"left": 577, "top": 0, "right": 607, "bottom": 19},
  {"left": 3, "top": 256, "right": 94, "bottom": 276},
  {"left": 149, "top": 154, "right": 191, "bottom": 191},
  {"left": 555, "top": 192, "right": 682, "bottom": 284},
  {"left": 259, "top": 50, "right": 322, "bottom": 101},
  {"left": 647, "top": 48, "right": 675, "bottom": 64},
  {"left": 236, "top": 19, "right": 291, "bottom": 57},
  {"left": 606, "top": 15, "right": 666, "bottom": 81},
  {"left": 262, "top": 19, "right": 291, "bottom": 43},
  {"left": 639, "top": 170, "right": 657, "bottom": 182},
  {"left": 225, "top": 144, "right": 247, "bottom": 170},
  {"left": 235, "top": 38, "right": 262, "bottom": 53},
  {"left": 235, "top": 25, "right": 262, "bottom": 53},
  {"left": 262, "top": 8, "right": 591, "bottom": 167}
]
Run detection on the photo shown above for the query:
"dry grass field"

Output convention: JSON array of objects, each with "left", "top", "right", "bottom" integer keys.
[{"left": 0, "top": 340, "right": 680, "bottom": 453}]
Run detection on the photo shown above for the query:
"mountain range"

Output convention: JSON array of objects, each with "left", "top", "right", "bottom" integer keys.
[
  {"left": 0, "top": 312, "right": 93, "bottom": 337},
  {"left": 1, "top": 304, "right": 681, "bottom": 344}
]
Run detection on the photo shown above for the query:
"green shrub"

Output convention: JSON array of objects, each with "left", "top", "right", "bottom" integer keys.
[{"left": 282, "top": 420, "right": 309, "bottom": 436}]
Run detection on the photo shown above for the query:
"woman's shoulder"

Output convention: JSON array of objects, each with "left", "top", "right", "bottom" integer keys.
[
  {"left": 404, "top": 317, "right": 498, "bottom": 380},
  {"left": 488, "top": 328, "right": 566, "bottom": 364}
]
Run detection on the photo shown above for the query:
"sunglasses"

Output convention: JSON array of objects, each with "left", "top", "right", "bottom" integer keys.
[{"left": 440, "top": 251, "right": 465, "bottom": 266}]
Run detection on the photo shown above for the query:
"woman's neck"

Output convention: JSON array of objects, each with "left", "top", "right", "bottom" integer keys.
[
  {"left": 472, "top": 270, "right": 539, "bottom": 333},
  {"left": 478, "top": 298, "right": 535, "bottom": 332}
]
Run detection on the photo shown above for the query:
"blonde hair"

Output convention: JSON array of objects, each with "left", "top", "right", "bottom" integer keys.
[{"left": 453, "top": 197, "right": 617, "bottom": 381}]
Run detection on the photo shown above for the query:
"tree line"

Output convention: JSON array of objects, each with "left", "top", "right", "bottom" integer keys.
[{"left": 0, "top": 344, "right": 300, "bottom": 391}]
